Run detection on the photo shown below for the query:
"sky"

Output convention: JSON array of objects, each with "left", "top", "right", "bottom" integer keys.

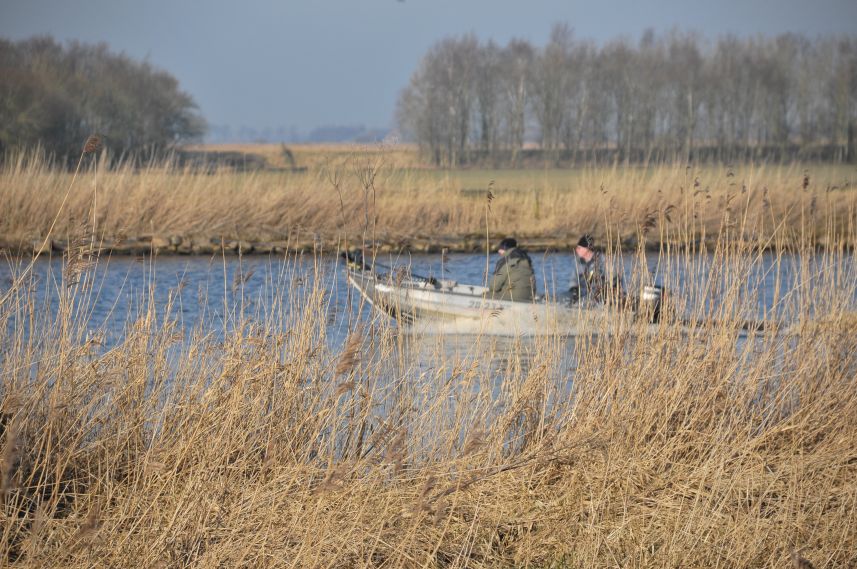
[{"left": 2, "top": 0, "right": 856, "bottom": 137}]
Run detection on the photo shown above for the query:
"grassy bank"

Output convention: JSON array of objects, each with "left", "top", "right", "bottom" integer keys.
[
  {"left": 0, "top": 203, "right": 856, "bottom": 566},
  {"left": 1, "top": 147, "right": 856, "bottom": 256}
]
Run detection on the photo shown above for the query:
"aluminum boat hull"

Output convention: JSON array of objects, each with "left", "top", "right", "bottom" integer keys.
[{"left": 346, "top": 269, "right": 637, "bottom": 336}]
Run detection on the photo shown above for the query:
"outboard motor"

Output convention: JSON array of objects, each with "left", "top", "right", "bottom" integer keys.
[{"left": 638, "top": 285, "right": 665, "bottom": 323}]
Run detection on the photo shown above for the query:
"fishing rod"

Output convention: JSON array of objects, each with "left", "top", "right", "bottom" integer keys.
[{"left": 340, "top": 250, "right": 439, "bottom": 286}]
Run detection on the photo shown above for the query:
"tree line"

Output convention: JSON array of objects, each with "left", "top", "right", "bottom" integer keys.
[
  {"left": 396, "top": 26, "right": 857, "bottom": 166},
  {"left": 0, "top": 36, "right": 205, "bottom": 164}
]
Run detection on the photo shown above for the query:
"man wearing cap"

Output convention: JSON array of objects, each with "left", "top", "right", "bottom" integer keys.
[
  {"left": 488, "top": 238, "right": 536, "bottom": 302},
  {"left": 571, "top": 234, "right": 609, "bottom": 303}
]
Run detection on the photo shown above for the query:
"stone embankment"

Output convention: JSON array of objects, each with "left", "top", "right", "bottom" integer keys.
[
  {"left": 0, "top": 233, "right": 850, "bottom": 257},
  {"left": 1, "top": 234, "right": 581, "bottom": 256}
]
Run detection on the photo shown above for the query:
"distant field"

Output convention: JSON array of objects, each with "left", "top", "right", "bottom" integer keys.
[
  {"left": 184, "top": 142, "right": 424, "bottom": 171},
  {"left": 190, "top": 142, "right": 857, "bottom": 196},
  {"left": 1, "top": 145, "right": 856, "bottom": 255}
]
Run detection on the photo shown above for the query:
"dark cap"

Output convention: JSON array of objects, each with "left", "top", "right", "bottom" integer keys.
[
  {"left": 497, "top": 237, "right": 517, "bottom": 251},
  {"left": 576, "top": 234, "right": 594, "bottom": 249}
]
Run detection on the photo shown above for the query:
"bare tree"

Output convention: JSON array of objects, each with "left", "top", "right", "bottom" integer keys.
[
  {"left": 395, "top": 27, "right": 857, "bottom": 166},
  {"left": 531, "top": 24, "right": 574, "bottom": 158},
  {"left": 664, "top": 32, "right": 704, "bottom": 162},
  {"left": 498, "top": 39, "right": 534, "bottom": 164},
  {"left": 474, "top": 40, "right": 502, "bottom": 162},
  {"left": 398, "top": 35, "right": 479, "bottom": 166},
  {"left": 560, "top": 39, "right": 596, "bottom": 162}
]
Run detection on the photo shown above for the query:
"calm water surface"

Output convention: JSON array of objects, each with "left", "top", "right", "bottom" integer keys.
[
  {"left": 0, "top": 250, "right": 850, "bottom": 354},
  {"left": 2, "top": 249, "right": 854, "bottom": 430}
]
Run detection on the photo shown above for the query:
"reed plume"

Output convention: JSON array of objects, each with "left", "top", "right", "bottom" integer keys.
[
  {"left": 83, "top": 134, "right": 102, "bottom": 155},
  {"left": 335, "top": 326, "right": 363, "bottom": 376}
]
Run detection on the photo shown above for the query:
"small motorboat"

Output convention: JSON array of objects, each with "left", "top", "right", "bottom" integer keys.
[{"left": 344, "top": 253, "right": 665, "bottom": 336}]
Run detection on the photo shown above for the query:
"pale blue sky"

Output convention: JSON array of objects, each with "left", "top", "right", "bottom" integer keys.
[{"left": 2, "top": 0, "right": 856, "bottom": 134}]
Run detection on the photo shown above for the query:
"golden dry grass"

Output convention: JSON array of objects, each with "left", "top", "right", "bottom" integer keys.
[
  {"left": 183, "top": 143, "right": 422, "bottom": 171},
  {"left": 0, "top": 218, "right": 856, "bottom": 567},
  {"left": 0, "top": 145, "right": 856, "bottom": 566},
  {"left": 1, "top": 147, "right": 855, "bottom": 253}
]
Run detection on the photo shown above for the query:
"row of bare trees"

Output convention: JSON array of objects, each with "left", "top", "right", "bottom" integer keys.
[
  {"left": 0, "top": 36, "right": 205, "bottom": 163},
  {"left": 396, "top": 26, "right": 857, "bottom": 166}
]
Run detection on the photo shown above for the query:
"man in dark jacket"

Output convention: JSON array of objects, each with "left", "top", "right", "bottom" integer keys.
[
  {"left": 571, "top": 234, "right": 621, "bottom": 304},
  {"left": 488, "top": 238, "right": 536, "bottom": 302}
]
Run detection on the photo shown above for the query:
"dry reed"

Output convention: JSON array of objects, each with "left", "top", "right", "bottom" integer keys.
[
  {"left": 1, "top": 148, "right": 855, "bottom": 253},
  {"left": 0, "top": 151, "right": 855, "bottom": 567}
]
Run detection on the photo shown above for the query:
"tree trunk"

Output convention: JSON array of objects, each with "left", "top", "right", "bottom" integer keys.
[{"left": 848, "top": 122, "right": 855, "bottom": 164}]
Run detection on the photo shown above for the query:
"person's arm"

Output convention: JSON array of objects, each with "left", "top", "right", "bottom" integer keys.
[
  {"left": 488, "top": 267, "right": 507, "bottom": 294},
  {"left": 590, "top": 255, "right": 610, "bottom": 301}
]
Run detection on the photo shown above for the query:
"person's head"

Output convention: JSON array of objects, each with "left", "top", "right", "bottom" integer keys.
[
  {"left": 497, "top": 237, "right": 517, "bottom": 255},
  {"left": 575, "top": 234, "right": 595, "bottom": 262}
]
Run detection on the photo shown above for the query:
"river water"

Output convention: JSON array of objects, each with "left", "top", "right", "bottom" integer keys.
[
  {"left": 2, "top": 249, "right": 850, "bottom": 351},
  {"left": 1, "top": 249, "right": 854, "bottom": 436}
]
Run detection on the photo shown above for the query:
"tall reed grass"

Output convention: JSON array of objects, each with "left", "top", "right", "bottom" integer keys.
[
  {"left": 0, "top": 149, "right": 855, "bottom": 567},
  {"left": 1, "top": 148, "right": 855, "bottom": 251}
]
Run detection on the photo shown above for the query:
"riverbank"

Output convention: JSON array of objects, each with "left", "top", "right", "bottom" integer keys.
[
  {"left": 1, "top": 231, "right": 853, "bottom": 258},
  {"left": 1, "top": 149, "right": 856, "bottom": 259}
]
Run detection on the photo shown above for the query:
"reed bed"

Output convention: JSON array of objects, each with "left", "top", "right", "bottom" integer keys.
[
  {"left": 0, "top": 234, "right": 855, "bottom": 568},
  {"left": 1, "top": 148, "right": 855, "bottom": 252},
  {"left": 0, "top": 150, "right": 856, "bottom": 567}
]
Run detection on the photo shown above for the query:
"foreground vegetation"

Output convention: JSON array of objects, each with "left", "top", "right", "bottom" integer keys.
[
  {"left": 0, "top": 164, "right": 856, "bottom": 566},
  {"left": 1, "top": 147, "right": 856, "bottom": 257}
]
